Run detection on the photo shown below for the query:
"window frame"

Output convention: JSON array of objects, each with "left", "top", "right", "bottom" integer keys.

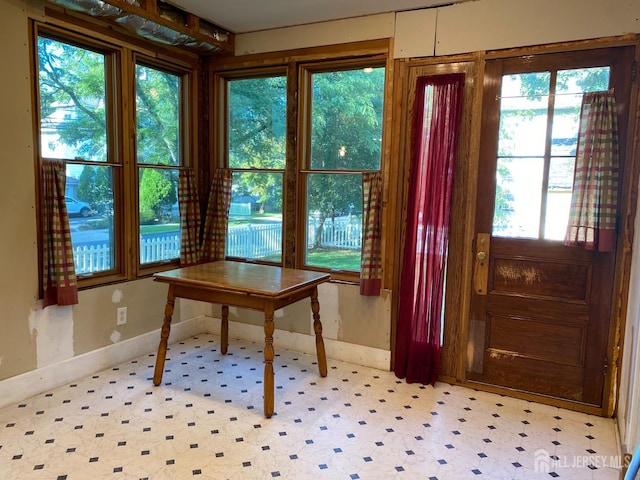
[
  {"left": 217, "top": 68, "right": 288, "bottom": 265},
  {"left": 213, "top": 51, "right": 389, "bottom": 283},
  {"left": 133, "top": 54, "right": 195, "bottom": 277},
  {"left": 32, "top": 21, "right": 200, "bottom": 293},
  {"left": 478, "top": 47, "right": 635, "bottom": 242},
  {"left": 297, "top": 58, "right": 387, "bottom": 277}
]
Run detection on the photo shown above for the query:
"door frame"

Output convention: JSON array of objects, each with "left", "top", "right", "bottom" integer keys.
[{"left": 390, "top": 35, "right": 640, "bottom": 417}]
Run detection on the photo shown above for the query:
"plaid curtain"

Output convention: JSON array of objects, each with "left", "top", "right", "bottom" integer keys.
[
  {"left": 200, "top": 169, "right": 232, "bottom": 262},
  {"left": 360, "top": 172, "right": 383, "bottom": 296},
  {"left": 564, "top": 91, "right": 619, "bottom": 252},
  {"left": 42, "top": 161, "right": 78, "bottom": 307},
  {"left": 178, "top": 169, "right": 201, "bottom": 266}
]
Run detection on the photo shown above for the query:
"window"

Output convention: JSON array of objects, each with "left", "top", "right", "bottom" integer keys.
[
  {"left": 225, "top": 74, "right": 286, "bottom": 263},
  {"left": 489, "top": 51, "right": 623, "bottom": 240},
  {"left": 35, "top": 27, "right": 195, "bottom": 286},
  {"left": 301, "top": 65, "right": 385, "bottom": 272},
  {"left": 37, "top": 34, "right": 117, "bottom": 276},
  {"left": 218, "top": 59, "right": 386, "bottom": 277},
  {"left": 135, "top": 62, "right": 185, "bottom": 266}
]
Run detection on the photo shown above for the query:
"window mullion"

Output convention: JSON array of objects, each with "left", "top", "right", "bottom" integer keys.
[{"left": 539, "top": 71, "right": 557, "bottom": 239}]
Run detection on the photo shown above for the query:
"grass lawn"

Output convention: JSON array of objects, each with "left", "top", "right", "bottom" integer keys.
[
  {"left": 228, "top": 213, "right": 282, "bottom": 227},
  {"left": 140, "top": 223, "right": 180, "bottom": 235},
  {"left": 306, "top": 247, "right": 361, "bottom": 271}
]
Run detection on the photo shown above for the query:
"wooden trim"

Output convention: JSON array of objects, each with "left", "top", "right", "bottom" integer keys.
[
  {"left": 457, "top": 379, "right": 605, "bottom": 416},
  {"left": 610, "top": 43, "right": 640, "bottom": 418},
  {"left": 455, "top": 53, "right": 485, "bottom": 382},
  {"left": 210, "top": 39, "right": 391, "bottom": 71},
  {"left": 390, "top": 58, "right": 480, "bottom": 379},
  {"left": 284, "top": 62, "right": 299, "bottom": 269},
  {"left": 485, "top": 33, "right": 639, "bottom": 60}
]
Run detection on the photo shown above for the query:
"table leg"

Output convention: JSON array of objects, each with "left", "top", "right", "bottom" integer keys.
[
  {"left": 311, "top": 286, "right": 328, "bottom": 377},
  {"left": 221, "top": 305, "right": 229, "bottom": 354},
  {"left": 153, "top": 284, "right": 175, "bottom": 386},
  {"left": 263, "top": 303, "right": 275, "bottom": 418}
]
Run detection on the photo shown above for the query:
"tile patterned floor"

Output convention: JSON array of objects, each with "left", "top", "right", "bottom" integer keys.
[{"left": 0, "top": 334, "right": 622, "bottom": 479}]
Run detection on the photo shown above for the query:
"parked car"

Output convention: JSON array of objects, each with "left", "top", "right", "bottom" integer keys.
[{"left": 65, "top": 196, "right": 93, "bottom": 217}]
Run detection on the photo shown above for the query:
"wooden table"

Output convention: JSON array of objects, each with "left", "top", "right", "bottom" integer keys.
[{"left": 152, "top": 261, "right": 331, "bottom": 418}]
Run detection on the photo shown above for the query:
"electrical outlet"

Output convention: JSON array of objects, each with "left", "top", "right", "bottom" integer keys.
[{"left": 117, "top": 306, "right": 127, "bottom": 326}]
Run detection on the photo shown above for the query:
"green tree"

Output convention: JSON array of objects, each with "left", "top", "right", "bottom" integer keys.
[
  {"left": 38, "top": 38, "right": 108, "bottom": 160},
  {"left": 76, "top": 166, "right": 113, "bottom": 215},
  {"left": 139, "top": 169, "right": 177, "bottom": 224},
  {"left": 38, "top": 37, "right": 180, "bottom": 221},
  {"left": 228, "top": 76, "right": 286, "bottom": 213},
  {"left": 136, "top": 65, "right": 180, "bottom": 166},
  {"left": 307, "top": 67, "right": 384, "bottom": 247}
]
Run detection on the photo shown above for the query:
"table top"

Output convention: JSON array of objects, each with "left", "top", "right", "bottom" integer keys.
[{"left": 153, "top": 261, "right": 331, "bottom": 297}]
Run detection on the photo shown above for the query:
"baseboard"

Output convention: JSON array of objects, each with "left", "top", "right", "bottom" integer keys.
[
  {"left": 201, "top": 316, "right": 391, "bottom": 371},
  {"left": 0, "top": 316, "right": 204, "bottom": 410},
  {"left": 0, "top": 315, "right": 391, "bottom": 410}
]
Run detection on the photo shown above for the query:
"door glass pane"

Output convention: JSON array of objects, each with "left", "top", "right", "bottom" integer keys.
[
  {"left": 228, "top": 76, "right": 286, "bottom": 170},
  {"left": 139, "top": 167, "right": 180, "bottom": 264},
  {"left": 66, "top": 164, "right": 115, "bottom": 274},
  {"left": 545, "top": 156, "right": 574, "bottom": 240},
  {"left": 310, "top": 67, "right": 385, "bottom": 170},
  {"left": 551, "top": 67, "right": 610, "bottom": 157},
  {"left": 498, "top": 73, "right": 550, "bottom": 157},
  {"left": 226, "top": 172, "right": 283, "bottom": 262},
  {"left": 136, "top": 65, "right": 180, "bottom": 166},
  {"left": 306, "top": 173, "right": 362, "bottom": 271},
  {"left": 493, "top": 157, "right": 544, "bottom": 238},
  {"left": 38, "top": 37, "right": 107, "bottom": 161},
  {"left": 546, "top": 67, "right": 610, "bottom": 240}
]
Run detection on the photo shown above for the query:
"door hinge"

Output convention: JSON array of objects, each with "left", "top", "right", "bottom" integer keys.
[
  {"left": 603, "top": 355, "right": 609, "bottom": 376},
  {"left": 632, "top": 59, "right": 637, "bottom": 84}
]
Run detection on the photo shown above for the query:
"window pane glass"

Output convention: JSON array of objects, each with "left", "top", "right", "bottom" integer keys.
[
  {"left": 66, "top": 164, "right": 115, "bottom": 274},
  {"left": 556, "top": 67, "right": 610, "bottom": 94},
  {"left": 306, "top": 173, "right": 362, "bottom": 271},
  {"left": 493, "top": 157, "right": 543, "bottom": 238},
  {"left": 228, "top": 76, "right": 286, "bottom": 169},
  {"left": 38, "top": 37, "right": 107, "bottom": 161},
  {"left": 551, "top": 67, "right": 610, "bottom": 156},
  {"left": 139, "top": 167, "right": 180, "bottom": 264},
  {"left": 545, "top": 156, "right": 575, "bottom": 240},
  {"left": 226, "top": 172, "right": 283, "bottom": 262},
  {"left": 136, "top": 65, "right": 181, "bottom": 166},
  {"left": 310, "top": 67, "right": 384, "bottom": 170},
  {"left": 499, "top": 73, "right": 550, "bottom": 157}
]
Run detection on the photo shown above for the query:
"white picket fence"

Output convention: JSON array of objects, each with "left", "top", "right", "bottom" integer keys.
[
  {"left": 226, "top": 223, "right": 281, "bottom": 259},
  {"left": 74, "top": 234, "right": 180, "bottom": 274},
  {"left": 73, "top": 218, "right": 362, "bottom": 273}
]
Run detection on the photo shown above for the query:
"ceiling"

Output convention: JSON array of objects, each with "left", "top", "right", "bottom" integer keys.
[{"left": 166, "top": 0, "right": 471, "bottom": 34}]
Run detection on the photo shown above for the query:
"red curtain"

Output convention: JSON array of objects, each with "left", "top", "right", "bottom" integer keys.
[
  {"left": 394, "top": 73, "right": 464, "bottom": 386},
  {"left": 42, "top": 160, "right": 78, "bottom": 307}
]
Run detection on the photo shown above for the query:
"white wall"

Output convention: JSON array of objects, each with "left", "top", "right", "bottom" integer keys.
[{"left": 237, "top": 0, "right": 640, "bottom": 57}]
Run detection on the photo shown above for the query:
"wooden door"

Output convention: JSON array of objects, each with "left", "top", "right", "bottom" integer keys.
[{"left": 467, "top": 47, "right": 634, "bottom": 409}]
